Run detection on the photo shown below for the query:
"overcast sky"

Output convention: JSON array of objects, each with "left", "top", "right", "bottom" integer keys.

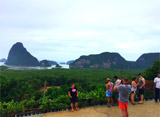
[{"left": 0, "top": 0, "right": 160, "bottom": 62}]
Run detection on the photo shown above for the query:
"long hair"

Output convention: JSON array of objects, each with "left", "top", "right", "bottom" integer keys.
[{"left": 132, "top": 77, "right": 136, "bottom": 81}]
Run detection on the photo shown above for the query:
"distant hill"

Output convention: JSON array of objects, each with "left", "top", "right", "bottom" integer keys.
[
  {"left": 70, "top": 52, "right": 160, "bottom": 69},
  {"left": 66, "top": 60, "right": 75, "bottom": 65},
  {"left": 40, "top": 60, "right": 51, "bottom": 67},
  {"left": 0, "top": 58, "right": 6, "bottom": 62},
  {"left": 5, "top": 42, "right": 40, "bottom": 66},
  {"left": 136, "top": 53, "right": 160, "bottom": 69},
  {"left": 60, "top": 62, "right": 66, "bottom": 64},
  {"left": 48, "top": 60, "right": 57, "bottom": 65},
  {"left": 55, "top": 64, "right": 62, "bottom": 68}
]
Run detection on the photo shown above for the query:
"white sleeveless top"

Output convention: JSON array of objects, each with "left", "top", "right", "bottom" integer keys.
[{"left": 131, "top": 81, "right": 137, "bottom": 92}]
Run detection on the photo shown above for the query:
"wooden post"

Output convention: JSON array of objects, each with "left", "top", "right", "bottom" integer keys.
[
  {"left": 120, "top": 68, "right": 122, "bottom": 79},
  {"left": 43, "top": 80, "right": 46, "bottom": 99}
]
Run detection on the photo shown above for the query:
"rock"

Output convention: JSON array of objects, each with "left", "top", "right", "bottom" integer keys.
[
  {"left": 70, "top": 52, "right": 128, "bottom": 69},
  {"left": 66, "top": 60, "right": 75, "bottom": 65},
  {"left": 48, "top": 60, "right": 57, "bottom": 65},
  {"left": 55, "top": 64, "right": 62, "bottom": 68},
  {"left": 136, "top": 53, "right": 160, "bottom": 69},
  {"left": 0, "top": 58, "right": 6, "bottom": 62},
  {"left": 5, "top": 42, "right": 40, "bottom": 66},
  {"left": 40, "top": 60, "right": 51, "bottom": 67},
  {"left": 70, "top": 52, "right": 160, "bottom": 69}
]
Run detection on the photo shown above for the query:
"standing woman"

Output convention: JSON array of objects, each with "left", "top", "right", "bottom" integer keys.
[
  {"left": 68, "top": 83, "right": 79, "bottom": 112},
  {"left": 130, "top": 77, "right": 139, "bottom": 105},
  {"left": 106, "top": 78, "right": 114, "bottom": 107}
]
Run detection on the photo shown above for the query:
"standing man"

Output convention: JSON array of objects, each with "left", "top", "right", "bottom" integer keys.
[
  {"left": 68, "top": 83, "right": 79, "bottom": 112},
  {"left": 138, "top": 73, "right": 145, "bottom": 104},
  {"left": 114, "top": 76, "right": 121, "bottom": 105},
  {"left": 154, "top": 74, "right": 160, "bottom": 103},
  {"left": 114, "top": 78, "right": 131, "bottom": 117}
]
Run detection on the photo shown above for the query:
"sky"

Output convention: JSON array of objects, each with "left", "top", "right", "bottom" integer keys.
[{"left": 0, "top": 0, "right": 160, "bottom": 62}]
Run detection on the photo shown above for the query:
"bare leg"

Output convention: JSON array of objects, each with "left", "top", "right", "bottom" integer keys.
[
  {"left": 138, "top": 95, "right": 144, "bottom": 104},
  {"left": 121, "top": 110, "right": 127, "bottom": 117},
  {"left": 111, "top": 98, "right": 114, "bottom": 104},
  {"left": 117, "top": 98, "right": 119, "bottom": 105},
  {"left": 125, "top": 110, "right": 128, "bottom": 117},
  {"left": 107, "top": 97, "right": 111, "bottom": 106},
  {"left": 71, "top": 103, "right": 74, "bottom": 111},
  {"left": 75, "top": 102, "right": 79, "bottom": 110},
  {"left": 131, "top": 93, "right": 136, "bottom": 104},
  {"left": 141, "top": 95, "right": 144, "bottom": 102}
]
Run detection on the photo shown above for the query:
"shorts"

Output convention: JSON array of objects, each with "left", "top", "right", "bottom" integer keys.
[
  {"left": 106, "top": 92, "right": 112, "bottom": 97},
  {"left": 70, "top": 97, "right": 78, "bottom": 103},
  {"left": 115, "top": 91, "right": 119, "bottom": 99},
  {"left": 139, "top": 88, "right": 144, "bottom": 95},
  {"left": 131, "top": 91, "right": 136, "bottom": 94},
  {"left": 119, "top": 101, "right": 128, "bottom": 110}
]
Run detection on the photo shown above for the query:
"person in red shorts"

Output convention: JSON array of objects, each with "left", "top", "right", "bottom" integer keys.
[{"left": 114, "top": 78, "right": 131, "bottom": 117}]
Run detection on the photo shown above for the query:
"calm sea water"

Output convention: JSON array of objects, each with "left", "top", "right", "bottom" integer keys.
[{"left": 0, "top": 62, "right": 69, "bottom": 70}]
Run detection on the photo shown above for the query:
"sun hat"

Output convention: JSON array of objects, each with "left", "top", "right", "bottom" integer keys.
[{"left": 106, "top": 78, "right": 111, "bottom": 81}]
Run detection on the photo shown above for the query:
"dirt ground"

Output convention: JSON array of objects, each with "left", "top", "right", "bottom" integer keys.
[{"left": 43, "top": 100, "right": 160, "bottom": 117}]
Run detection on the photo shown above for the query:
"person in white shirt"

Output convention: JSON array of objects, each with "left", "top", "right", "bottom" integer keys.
[{"left": 154, "top": 74, "right": 160, "bottom": 102}]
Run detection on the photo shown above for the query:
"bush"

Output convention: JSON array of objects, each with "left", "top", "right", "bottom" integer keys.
[{"left": 144, "top": 59, "right": 160, "bottom": 80}]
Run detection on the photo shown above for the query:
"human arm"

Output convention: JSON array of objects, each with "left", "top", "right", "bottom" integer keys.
[
  {"left": 132, "top": 81, "right": 138, "bottom": 88},
  {"left": 77, "top": 90, "right": 78, "bottom": 97},
  {"left": 117, "top": 80, "right": 121, "bottom": 85},
  {"left": 154, "top": 78, "right": 157, "bottom": 87},
  {"left": 114, "top": 82, "right": 121, "bottom": 91},
  {"left": 106, "top": 84, "right": 109, "bottom": 90},
  {"left": 68, "top": 91, "right": 72, "bottom": 98}
]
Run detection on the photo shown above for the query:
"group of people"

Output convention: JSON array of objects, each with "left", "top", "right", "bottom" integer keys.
[
  {"left": 106, "top": 74, "right": 145, "bottom": 107},
  {"left": 67, "top": 73, "right": 160, "bottom": 117},
  {"left": 106, "top": 73, "right": 160, "bottom": 117}
]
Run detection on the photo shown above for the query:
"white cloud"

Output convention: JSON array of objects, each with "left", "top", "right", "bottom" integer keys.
[{"left": 0, "top": 0, "right": 160, "bottom": 61}]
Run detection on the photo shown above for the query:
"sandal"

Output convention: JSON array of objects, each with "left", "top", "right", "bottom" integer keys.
[
  {"left": 131, "top": 102, "right": 136, "bottom": 105},
  {"left": 138, "top": 101, "right": 143, "bottom": 104}
]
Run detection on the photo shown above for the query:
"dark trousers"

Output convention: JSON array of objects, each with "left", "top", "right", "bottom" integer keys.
[{"left": 155, "top": 88, "right": 160, "bottom": 102}]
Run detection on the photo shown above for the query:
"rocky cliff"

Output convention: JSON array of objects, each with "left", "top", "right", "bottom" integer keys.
[
  {"left": 40, "top": 60, "right": 51, "bottom": 67},
  {"left": 70, "top": 52, "right": 160, "bottom": 69},
  {"left": 136, "top": 53, "right": 160, "bottom": 69},
  {"left": 5, "top": 42, "right": 40, "bottom": 66}
]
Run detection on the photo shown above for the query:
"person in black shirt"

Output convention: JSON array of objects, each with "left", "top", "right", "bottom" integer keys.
[{"left": 68, "top": 83, "right": 79, "bottom": 112}]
